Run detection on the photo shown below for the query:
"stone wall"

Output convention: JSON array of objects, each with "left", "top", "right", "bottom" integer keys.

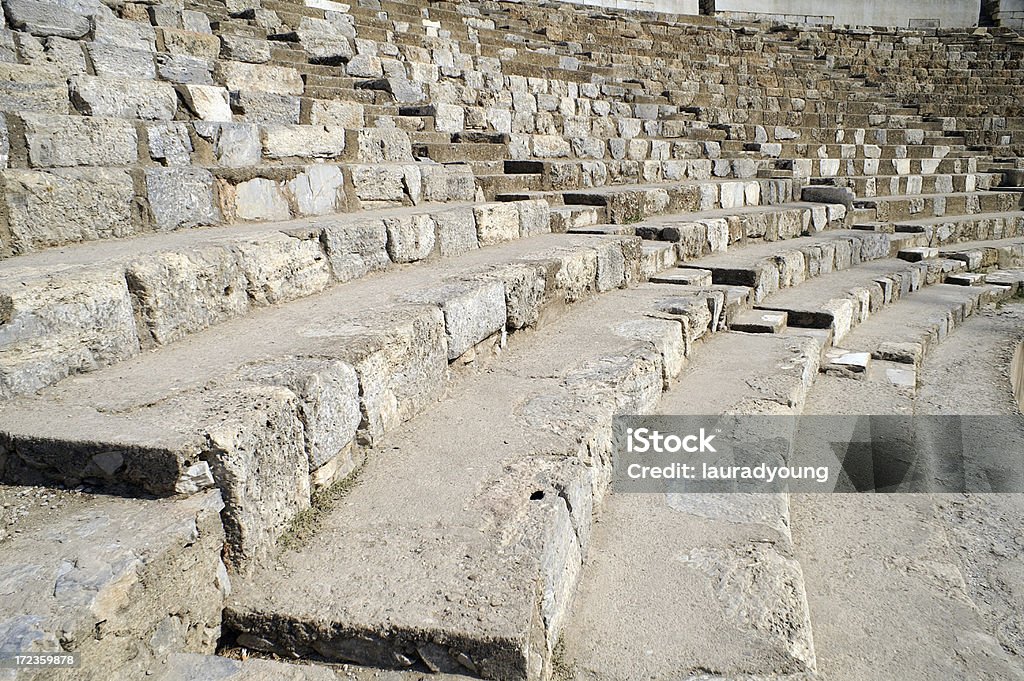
[
  {"left": 715, "top": 0, "right": 981, "bottom": 27},
  {"left": 561, "top": 0, "right": 699, "bottom": 15},
  {"left": 992, "top": 0, "right": 1024, "bottom": 27}
]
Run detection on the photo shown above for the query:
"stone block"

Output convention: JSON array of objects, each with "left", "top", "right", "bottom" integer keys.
[
  {"left": 216, "top": 62, "right": 303, "bottom": 96},
  {"left": 179, "top": 84, "right": 232, "bottom": 121},
  {"left": 0, "top": 63, "right": 68, "bottom": 113},
  {"left": 518, "top": 199, "right": 551, "bottom": 237},
  {"left": 70, "top": 75, "right": 177, "bottom": 120},
  {"left": 384, "top": 214, "right": 435, "bottom": 264},
  {"left": 238, "top": 358, "right": 360, "bottom": 474},
  {"left": 193, "top": 121, "right": 260, "bottom": 167},
  {"left": 220, "top": 34, "right": 270, "bottom": 63},
  {"left": 125, "top": 245, "right": 250, "bottom": 347},
  {"left": 434, "top": 103, "right": 465, "bottom": 133},
  {"left": 147, "top": 122, "right": 193, "bottom": 166},
  {"left": 21, "top": 113, "right": 138, "bottom": 167},
  {"left": 145, "top": 167, "right": 220, "bottom": 231},
  {"left": 232, "top": 177, "right": 290, "bottom": 221},
  {"left": 232, "top": 231, "right": 331, "bottom": 305},
  {"left": 1, "top": 168, "right": 136, "bottom": 253},
  {"left": 0, "top": 117, "right": 7, "bottom": 169},
  {"left": 198, "top": 385, "right": 310, "bottom": 571},
  {"left": 156, "top": 53, "right": 213, "bottom": 84},
  {"left": 286, "top": 164, "right": 345, "bottom": 216},
  {"left": 349, "top": 164, "right": 405, "bottom": 202},
  {"left": 261, "top": 125, "right": 345, "bottom": 159},
  {"left": 474, "top": 202, "right": 520, "bottom": 246},
  {"left": 92, "top": 15, "right": 156, "bottom": 51},
  {"left": 161, "top": 27, "right": 220, "bottom": 60},
  {"left": 319, "top": 218, "right": 389, "bottom": 282},
  {"left": 346, "top": 53, "right": 381, "bottom": 77},
  {"left": 412, "top": 280, "right": 507, "bottom": 360},
  {"left": 307, "top": 100, "right": 364, "bottom": 128},
  {"left": 229, "top": 90, "right": 300, "bottom": 124},
  {"left": 0, "top": 268, "right": 140, "bottom": 399},
  {"left": 353, "top": 127, "right": 412, "bottom": 163},
  {"left": 433, "top": 206, "right": 478, "bottom": 257},
  {"left": 296, "top": 26, "right": 353, "bottom": 64},
  {"left": 3, "top": 0, "right": 89, "bottom": 38},
  {"left": 486, "top": 262, "right": 548, "bottom": 330},
  {"left": 87, "top": 44, "right": 156, "bottom": 79}
]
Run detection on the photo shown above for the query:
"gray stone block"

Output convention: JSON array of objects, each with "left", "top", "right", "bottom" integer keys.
[
  {"left": 474, "top": 202, "right": 520, "bottom": 246},
  {"left": 0, "top": 63, "right": 68, "bottom": 113},
  {"left": 87, "top": 43, "right": 156, "bottom": 79},
  {"left": 216, "top": 61, "right": 302, "bottom": 95},
  {"left": 261, "top": 124, "right": 346, "bottom": 159},
  {"left": 180, "top": 84, "right": 231, "bottom": 122},
  {"left": 92, "top": 15, "right": 156, "bottom": 51},
  {"left": 349, "top": 164, "right": 406, "bottom": 203},
  {"left": 319, "top": 218, "right": 389, "bottom": 282},
  {"left": 413, "top": 280, "right": 507, "bottom": 360},
  {"left": 232, "top": 177, "right": 290, "bottom": 221},
  {"left": 193, "top": 121, "right": 260, "bottom": 167},
  {"left": 3, "top": 0, "right": 90, "bottom": 38},
  {"left": 147, "top": 122, "right": 193, "bottom": 166},
  {"left": 145, "top": 167, "right": 220, "bottom": 231},
  {"left": 518, "top": 199, "right": 551, "bottom": 237},
  {"left": 219, "top": 34, "right": 270, "bottom": 64},
  {"left": 801, "top": 185, "right": 854, "bottom": 210},
  {"left": 126, "top": 245, "right": 250, "bottom": 346},
  {"left": 0, "top": 268, "right": 141, "bottom": 398},
  {"left": 353, "top": 127, "right": 412, "bottom": 163},
  {"left": 307, "top": 100, "right": 364, "bottom": 128},
  {"left": 155, "top": 53, "right": 213, "bottom": 84},
  {"left": 232, "top": 232, "right": 331, "bottom": 305},
  {"left": 21, "top": 113, "right": 138, "bottom": 167},
  {"left": 433, "top": 205, "right": 478, "bottom": 257},
  {"left": 384, "top": 214, "right": 435, "bottom": 264},
  {"left": 0, "top": 117, "right": 7, "bottom": 169},
  {"left": 1, "top": 168, "right": 136, "bottom": 253},
  {"left": 17, "top": 34, "right": 85, "bottom": 77},
  {"left": 70, "top": 75, "right": 177, "bottom": 120},
  {"left": 286, "top": 164, "right": 345, "bottom": 216},
  {"left": 229, "top": 90, "right": 300, "bottom": 124}
]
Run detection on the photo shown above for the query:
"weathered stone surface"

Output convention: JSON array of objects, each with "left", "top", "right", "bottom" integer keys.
[
  {"left": 193, "top": 121, "right": 260, "bottom": 167},
  {"left": 0, "top": 117, "right": 7, "bottom": 169},
  {"left": 345, "top": 53, "right": 382, "bottom": 77},
  {"left": 1, "top": 168, "right": 136, "bottom": 253},
  {"left": 156, "top": 53, "right": 213, "bottom": 84},
  {"left": 86, "top": 43, "right": 156, "bottom": 79},
  {"left": 3, "top": 0, "right": 89, "bottom": 38},
  {"left": 232, "top": 177, "right": 290, "bottom": 221},
  {"left": 145, "top": 167, "right": 220, "bottom": 231},
  {"left": 349, "top": 164, "right": 406, "bottom": 203},
  {"left": 179, "top": 84, "right": 232, "bottom": 121},
  {"left": 0, "top": 491, "right": 226, "bottom": 679},
  {"left": 147, "top": 122, "right": 193, "bottom": 166},
  {"left": 474, "top": 202, "right": 520, "bottom": 246},
  {"left": 161, "top": 27, "right": 220, "bottom": 60},
  {"left": 360, "top": 77, "right": 424, "bottom": 103},
  {"left": 384, "top": 214, "right": 435, "bottom": 264},
  {"left": 518, "top": 199, "right": 551, "bottom": 237},
  {"left": 220, "top": 34, "right": 270, "bottom": 63},
  {"left": 156, "top": 654, "right": 342, "bottom": 681},
  {"left": 0, "top": 268, "right": 140, "bottom": 398},
  {"left": 434, "top": 206, "right": 479, "bottom": 257},
  {"left": 261, "top": 124, "right": 345, "bottom": 159},
  {"left": 216, "top": 61, "right": 303, "bottom": 95},
  {"left": 354, "top": 127, "right": 412, "bottom": 163},
  {"left": 232, "top": 231, "right": 331, "bottom": 305},
  {"left": 411, "top": 280, "right": 507, "bottom": 360},
  {"left": 126, "top": 246, "right": 250, "bottom": 346},
  {"left": 230, "top": 90, "right": 300, "bottom": 124},
  {"left": 334, "top": 306, "right": 448, "bottom": 445},
  {"left": 484, "top": 262, "right": 548, "bottom": 330},
  {"left": 307, "top": 99, "right": 364, "bottom": 128},
  {"left": 21, "top": 113, "right": 138, "bottom": 167},
  {"left": 198, "top": 385, "right": 310, "bottom": 570},
  {"left": 70, "top": 75, "right": 177, "bottom": 119},
  {"left": 296, "top": 20, "right": 354, "bottom": 64},
  {"left": 0, "top": 63, "right": 68, "bottom": 113},
  {"left": 238, "top": 358, "right": 360, "bottom": 473},
  {"left": 286, "top": 164, "right": 345, "bottom": 216},
  {"left": 92, "top": 15, "right": 156, "bottom": 51},
  {"left": 319, "top": 218, "right": 389, "bottom": 282}
]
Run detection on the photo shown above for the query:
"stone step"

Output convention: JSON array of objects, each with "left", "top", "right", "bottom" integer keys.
[
  {"left": 781, "top": 155, "right": 979, "bottom": 178},
  {"left": 157, "top": 653, "right": 478, "bottom": 679},
  {"left": 0, "top": 485, "right": 226, "bottom": 679},
  {"left": 414, "top": 142, "right": 509, "bottom": 163},
  {"left": 810, "top": 172, "right": 998, "bottom": 197},
  {"left": 0, "top": 231, "right": 648, "bottom": 572},
  {"left": 856, "top": 210, "right": 1024, "bottom": 244},
  {"left": 221, "top": 281, "right": 718, "bottom": 679},
  {"left": 852, "top": 190, "right": 1023, "bottom": 223},
  {"left": 559, "top": 329, "right": 825, "bottom": 679},
  {"left": 0, "top": 198, "right": 556, "bottom": 398}
]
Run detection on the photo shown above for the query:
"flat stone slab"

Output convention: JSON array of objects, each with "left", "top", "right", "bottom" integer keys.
[{"left": 0, "top": 488, "right": 226, "bottom": 678}]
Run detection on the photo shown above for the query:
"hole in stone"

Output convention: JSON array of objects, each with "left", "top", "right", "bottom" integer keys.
[{"left": 529, "top": 490, "right": 545, "bottom": 501}]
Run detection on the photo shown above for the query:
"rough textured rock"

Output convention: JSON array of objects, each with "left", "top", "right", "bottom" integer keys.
[
  {"left": 0, "top": 268, "right": 141, "bottom": 398},
  {"left": 21, "top": 113, "right": 138, "bottom": 167},
  {"left": 216, "top": 62, "right": 303, "bottom": 95},
  {"left": 408, "top": 280, "right": 507, "bottom": 360},
  {"left": 319, "top": 218, "right": 390, "bottom": 282},
  {"left": 145, "top": 167, "right": 221, "bottom": 231},
  {"left": 193, "top": 121, "right": 260, "bottom": 167},
  {"left": 1, "top": 168, "right": 136, "bottom": 252},
  {"left": 3, "top": 0, "right": 90, "bottom": 38},
  {"left": 434, "top": 206, "right": 479, "bottom": 257},
  {"left": 385, "top": 214, "right": 435, "bottom": 264},
  {"left": 0, "top": 63, "right": 69, "bottom": 113},
  {"left": 261, "top": 124, "right": 345, "bottom": 159},
  {"left": 179, "top": 84, "right": 232, "bottom": 121},
  {"left": 286, "top": 164, "right": 345, "bottom": 216},
  {"left": 0, "top": 490, "right": 226, "bottom": 680},
  {"left": 232, "top": 177, "right": 291, "bottom": 221},
  {"left": 70, "top": 75, "right": 177, "bottom": 119},
  {"left": 474, "top": 202, "right": 521, "bottom": 246}
]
